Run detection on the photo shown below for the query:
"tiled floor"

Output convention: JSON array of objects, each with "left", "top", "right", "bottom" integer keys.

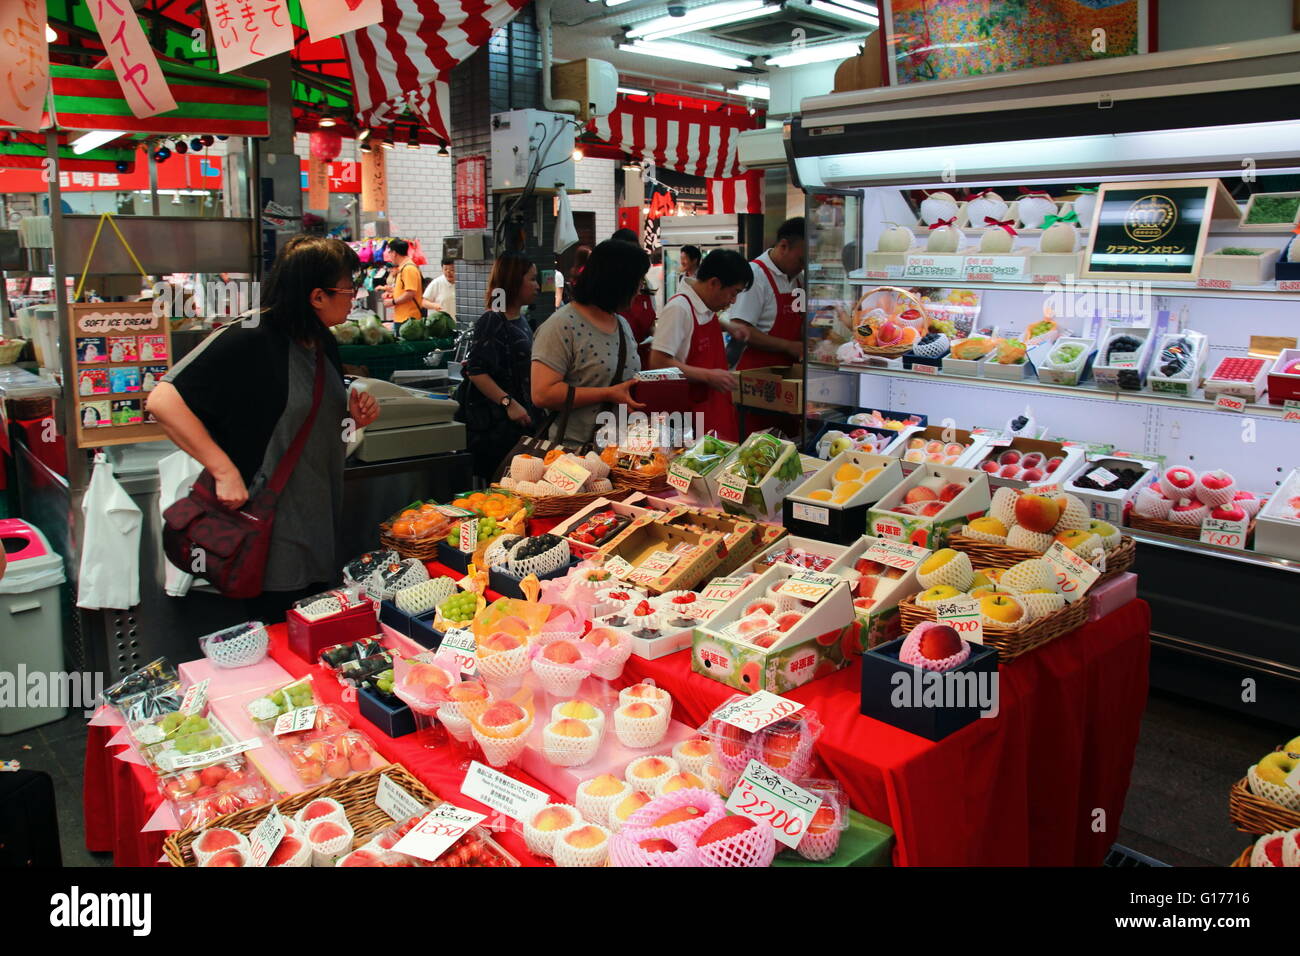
[{"left": 0, "top": 689, "right": 1288, "bottom": 867}]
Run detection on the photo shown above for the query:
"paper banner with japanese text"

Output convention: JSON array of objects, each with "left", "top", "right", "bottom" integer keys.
[
  {"left": 0, "top": 0, "right": 50, "bottom": 131},
  {"left": 86, "top": 0, "right": 178, "bottom": 118},
  {"left": 361, "top": 147, "right": 387, "bottom": 213},
  {"left": 307, "top": 155, "right": 330, "bottom": 210},
  {"left": 304, "top": 0, "right": 384, "bottom": 44},
  {"left": 205, "top": 0, "right": 295, "bottom": 74}
]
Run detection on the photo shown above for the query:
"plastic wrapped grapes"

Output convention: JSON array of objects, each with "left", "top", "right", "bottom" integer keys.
[{"left": 438, "top": 591, "right": 479, "bottom": 624}]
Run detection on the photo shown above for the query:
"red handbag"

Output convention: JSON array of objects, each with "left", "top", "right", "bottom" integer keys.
[{"left": 162, "top": 350, "right": 326, "bottom": 599}]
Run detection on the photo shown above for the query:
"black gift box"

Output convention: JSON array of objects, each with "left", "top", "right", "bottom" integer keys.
[
  {"left": 378, "top": 600, "right": 444, "bottom": 649},
  {"left": 435, "top": 541, "right": 473, "bottom": 575},
  {"left": 782, "top": 497, "right": 870, "bottom": 545},
  {"left": 487, "top": 557, "right": 578, "bottom": 600},
  {"left": 859, "top": 635, "right": 999, "bottom": 741},
  {"left": 357, "top": 685, "right": 415, "bottom": 738}
]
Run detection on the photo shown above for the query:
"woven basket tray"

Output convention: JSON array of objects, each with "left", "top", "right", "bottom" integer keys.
[
  {"left": 1128, "top": 512, "right": 1257, "bottom": 544},
  {"left": 378, "top": 531, "right": 443, "bottom": 561},
  {"left": 1230, "top": 845, "right": 1252, "bottom": 867},
  {"left": 898, "top": 591, "right": 1089, "bottom": 662},
  {"left": 0, "top": 339, "right": 27, "bottom": 365},
  {"left": 1229, "top": 776, "right": 1300, "bottom": 834},
  {"left": 611, "top": 469, "right": 673, "bottom": 496},
  {"left": 499, "top": 482, "right": 634, "bottom": 519},
  {"left": 162, "top": 764, "right": 519, "bottom": 867},
  {"left": 948, "top": 533, "right": 1136, "bottom": 583}
]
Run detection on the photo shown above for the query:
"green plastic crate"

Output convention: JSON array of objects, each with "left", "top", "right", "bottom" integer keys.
[
  {"left": 337, "top": 338, "right": 456, "bottom": 382},
  {"left": 772, "top": 810, "right": 895, "bottom": 867}
]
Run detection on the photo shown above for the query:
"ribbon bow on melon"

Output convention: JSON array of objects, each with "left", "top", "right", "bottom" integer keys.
[
  {"left": 983, "top": 216, "right": 1018, "bottom": 235},
  {"left": 1042, "top": 211, "right": 1079, "bottom": 227}
]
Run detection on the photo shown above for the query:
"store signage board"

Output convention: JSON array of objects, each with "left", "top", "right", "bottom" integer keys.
[
  {"left": 68, "top": 302, "right": 173, "bottom": 448},
  {"left": 361, "top": 148, "right": 388, "bottom": 213},
  {"left": 307, "top": 155, "right": 331, "bottom": 211},
  {"left": 461, "top": 761, "right": 548, "bottom": 822},
  {"left": 0, "top": 2, "right": 49, "bottom": 131},
  {"left": 963, "top": 255, "right": 1027, "bottom": 282},
  {"left": 456, "top": 157, "right": 488, "bottom": 231},
  {"left": 1081, "top": 179, "right": 1235, "bottom": 282},
  {"left": 725, "top": 759, "right": 823, "bottom": 849},
  {"left": 376, "top": 773, "right": 428, "bottom": 823}
]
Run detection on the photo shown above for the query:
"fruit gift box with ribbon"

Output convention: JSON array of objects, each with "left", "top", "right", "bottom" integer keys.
[
  {"left": 690, "top": 562, "right": 861, "bottom": 695},
  {"left": 867, "top": 464, "right": 993, "bottom": 551},
  {"left": 783, "top": 451, "right": 905, "bottom": 545},
  {"left": 285, "top": 587, "right": 380, "bottom": 664},
  {"left": 1027, "top": 209, "right": 1085, "bottom": 281}
]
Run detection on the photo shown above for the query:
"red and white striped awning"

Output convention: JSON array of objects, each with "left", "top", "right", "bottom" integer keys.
[
  {"left": 708, "top": 171, "right": 764, "bottom": 215},
  {"left": 590, "top": 95, "right": 760, "bottom": 180},
  {"left": 343, "top": 0, "right": 528, "bottom": 144}
]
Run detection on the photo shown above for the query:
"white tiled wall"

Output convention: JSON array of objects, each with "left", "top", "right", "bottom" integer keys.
[{"left": 570, "top": 157, "right": 616, "bottom": 242}]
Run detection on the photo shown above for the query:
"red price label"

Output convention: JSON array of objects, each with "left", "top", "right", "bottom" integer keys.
[
  {"left": 667, "top": 465, "right": 692, "bottom": 493},
  {"left": 391, "top": 803, "right": 486, "bottom": 862},
  {"left": 718, "top": 477, "right": 747, "bottom": 504},
  {"left": 724, "top": 759, "right": 823, "bottom": 849},
  {"left": 712, "top": 690, "right": 804, "bottom": 732},
  {"left": 458, "top": 519, "right": 478, "bottom": 553},
  {"left": 1215, "top": 394, "right": 1246, "bottom": 413}
]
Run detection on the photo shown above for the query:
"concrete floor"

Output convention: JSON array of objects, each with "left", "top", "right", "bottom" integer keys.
[{"left": 0, "top": 688, "right": 1287, "bottom": 867}]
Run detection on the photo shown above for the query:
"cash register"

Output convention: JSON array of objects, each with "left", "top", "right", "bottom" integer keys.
[{"left": 346, "top": 376, "right": 466, "bottom": 462}]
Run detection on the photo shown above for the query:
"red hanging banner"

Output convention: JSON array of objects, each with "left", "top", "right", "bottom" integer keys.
[{"left": 456, "top": 156, "right": 487, "bottom": 230}]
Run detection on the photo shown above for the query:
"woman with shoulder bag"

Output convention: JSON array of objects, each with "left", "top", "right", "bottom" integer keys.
[
  {"left": 147, "top": 236, "right": 380, "bottom": 622},
  {"left": 455, "top": 252, "right": 541, "bottom": 481},
  {"left": 531, "top": 238, "right": 647, "bottom": 447}
]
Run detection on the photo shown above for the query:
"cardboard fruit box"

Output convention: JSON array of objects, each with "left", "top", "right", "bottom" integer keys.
[
  {"left": 653, "top": 506, "right": 765, "bottom": 577},
  {"left": 690, "top": 563, "right": 860, "bottom": 694},
  {"left": 886, "top": 424, "right": 989, "bottom": 475},
  {"left": 548, "top": 497, "right": 655, "bottom": 557},
  {"left": 867, "top": 464, "right": 991, "bottom": 550},
  {"left": 1254, "top": 466, "right": 1300, "bottom": 561},
  {"left": 749, "top": 534, "right": 849, "bottom": 575},
  {"left": 597, "top": 517, "right": 726, "bottom": 596},
  {"left": 783, "top": 451, "right": 904, "bottom": 544},
  {"left": 715, "top": 434, "right": 805, "bottom": 521},
  {"left": 828, "top": 535, "right": 929, "bottom": 650},
  {"left": 665, "top": 436, "right": 739, "bottom": 505},
  {"left": 966, "top": 436, "right": 1086, "bottom": 491},
  {"left": 736, "top": 364, "right": 803, "bottom": 414}
]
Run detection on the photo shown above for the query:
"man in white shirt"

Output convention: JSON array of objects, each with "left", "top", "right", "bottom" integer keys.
[
  {"left": 727, "top": 217, "right": 806, "bottom": 370},
  {"left": 647, "top": 249, "right": 752, "bottom": 441},
  {"left": 423, "top": 258, "right": 457, "bottom": 318}
]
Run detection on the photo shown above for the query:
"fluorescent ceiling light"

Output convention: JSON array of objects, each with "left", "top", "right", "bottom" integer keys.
[
  {"left": 618, "top": 41, "right": 752, "bottom": 70},
  {"left": 45, "top": 24, "right": 57, "bottom": 42},
  {"left": 826, "top": 0, "right": 878, "bottom": 15},
  {"left": 617, "top": 86, "right": 649, "bottom": 96},
  {"left": 72, "top": 130, "right": 127, "bottom": 154},
  {"left": 601, "top": 0, "right": 634, "bottom": 5},
  {"left": 628, "top": 1, "right": 779, "bottom": 42},
  {"left": 767, "top": 40, "right": 862, "bottom": 68},
  {"left": 807, "top": 1, "right": 878, "bottom": 26},
  {"left": 729, "top": 83, "right": 770, "bottom": 99}
]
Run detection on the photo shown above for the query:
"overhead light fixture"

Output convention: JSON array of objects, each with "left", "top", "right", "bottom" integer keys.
[
  {"left": 767, "top": 40, "right": 862, "bottom": 68},
  {"left": 381, "top": 123, "right": 396, "bottom": 150},
  {"left": 319, "top": 110, "right": 338, "bottom": 128},
  {"left": 573, "top": 145, "right": 585, "bottom": 162},
  {"left": 617, "top": 86, "right": 649, "bottom": 96},
  {"left": 825, "top": 0, "right": 878, "bottom": 15},
  {"left": 406, "top": 126, "right": 420, "bottom": 149},
  {"left": 618, "top": 40, "right": 751, "bottom": 71},
  {"left": 728, "top": 83, "right": 770, "bottom": 99},
  {"left": 45, "top": 24, "right": 57, "bottom": 42},
  {"left": 807, "top": 1, "right": 879, "bottom": 26},
  {"left": 437, "top": 143, "right": 449, "bottom": 156},
  {"left": 622, "top": 159, "right": 642, "bottom": 172},
  {"left": 599, "top": 0, "right": 634, "bottom": 5},
  {"left": 628, "top": 1, "right": 779, "bottom": 42},
  {"left": 72, "top": 130, "right": 127, "bottom": 154},
  {"left": 359, "top": 139, "right": 373, "bottom": 153},
  {"left": 357, "top": 128, "right": 371, "bottom": 142}
]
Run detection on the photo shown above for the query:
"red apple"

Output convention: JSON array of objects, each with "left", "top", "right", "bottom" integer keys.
[
  {"left": 1210, "top": 504, "right": 1247, "bottom": 522},
  {"left": 918, "top": 624, "right": 964, "bottom": 660},
  {"left": 1200, "top": 469, "right": 1234, "bottom": 490}
]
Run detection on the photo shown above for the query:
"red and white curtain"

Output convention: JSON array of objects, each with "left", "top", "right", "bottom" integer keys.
[
  {"left": 590, "top": 96, "right": 758, "bottom": 180},
  {"left": 343, "top": 0, "right": 528, "bottom": 144},
  {"left": 708, "top": 170, "right": 764, "bottom": 215}
]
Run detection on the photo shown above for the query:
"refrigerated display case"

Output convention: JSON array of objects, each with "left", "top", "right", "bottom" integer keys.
[
  {"left": 658, "top": 214, "right": 745, "bottom": 301},
  {"left": 787, "top": 35, "right": 1300, "bottom": 722}
]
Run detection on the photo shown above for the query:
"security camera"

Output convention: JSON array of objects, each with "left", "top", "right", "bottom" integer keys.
[{"left": 667, "top": 3, "right": 687, "bottom": 16}]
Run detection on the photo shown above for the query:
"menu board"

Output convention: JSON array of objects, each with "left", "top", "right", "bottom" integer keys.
[
  {"left": 67, "top": 302, "right": 173, "bottom": 447},
  {"left": 1082, "top": 179, "right": 1234, "bottom": 282}
]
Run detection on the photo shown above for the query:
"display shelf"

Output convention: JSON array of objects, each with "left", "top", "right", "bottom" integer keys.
[
  {"left": 844, "top": 273, "right": 1300, "bottom": 300},
  {"left": 1127, "top": 526, "right": 1300, "bottom": 576},
  {"left": 809, "top": 360, "right": 1297, "bottom": 420}
]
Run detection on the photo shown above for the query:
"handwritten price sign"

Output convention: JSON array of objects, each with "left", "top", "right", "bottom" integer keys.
[
  {"left": 712, "top": 691, "right": 804, "bottom": 733},
  {"left": 272, "top": 705, "right": 318, "bottom": 736},
  {"left": 640, "top": 551, "right": 681, "bottom": 575},
  {"left": 935, "top": 595, "right": 983, "bottom": 644},
  {"left": 863, "top": 540, "right": 930, "bottom": 572},
  {"left": 1199, "top": 515, "right": 1248, "bottom": 550},
  {"left": 776, "top": 571, "right": 840, "bottom": 603},
  {"left": 245, "top": 806, "right": 287, "bottom": 867},
  {"left": 171, "top": 738, "right": 261, "bottom": 770},
  {"left": 1215, "top": 394, "right": 1246, "bottom": 413},
  {"left": 700, "top": 577, "right": 749, "bottom": 603},
  {"left": 439, "top": 628, "right": 478, "bottom": 675},
  {"left": 1282, "top": 400, "right": 1300, "bottom": 423},
  {"left": 725, "top": 760, "right": 823, "bottom": 848},
  {"left": 391, "top": 802, "right": 487, "bottom": 862},
  {"left": 603, "top": 554, "right": 635, "bottom": 579},
  {"left": 544, "top": 460, "right": 591, "bottom": 495},
  {"left": 1042, "top": 540, "right": 1100, "bottom": 603},
  {"left": 458, "top": 519, "right": 478, "bottom": 553},
  {"left": 718, "top": 475, "right": 747, "bottom": 504},
  {"left": 667, "top": 464, "right": 693, "bottom": 493}
]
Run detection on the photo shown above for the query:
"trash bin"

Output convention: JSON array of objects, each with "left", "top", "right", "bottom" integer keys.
[{"left": 0, "top": 519, "right": 68, "bottom": 734}]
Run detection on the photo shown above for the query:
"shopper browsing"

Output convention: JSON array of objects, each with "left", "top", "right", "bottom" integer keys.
[
  {"left": 610, "top": 228, "right": 656, "bottom": 343},
  {"left": 147, "top": 236, "right": 380, "bottom": 621},
  {"left": 532, "top": 238, "right": 647, "bottom": 446},
  {"left": 423, "top": 257, "right": 457, "bottom": 318},
  {"left": 381, "top": 238, "right": 424, "bottom": 324},
  {"left": 728, "top": 216, "right": 807, "bottom": 370},
  {"left": 455, "top": 252, "right": 541, "bottom": 481},
  {"left": 646, "top": 249, "right": 751, "bottom": 442}
]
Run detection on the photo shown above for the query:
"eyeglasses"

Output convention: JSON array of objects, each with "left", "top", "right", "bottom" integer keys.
[{"left": 324, "top": 287, "right": 358, "bottom": 296}]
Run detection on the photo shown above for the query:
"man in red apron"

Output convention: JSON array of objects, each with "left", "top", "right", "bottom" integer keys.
[
  {"left": 728, "top": 217, "right": 806, "bottom": 436},
  {"left": 644, "top": 250, "right": 753, "bottom": 442}
]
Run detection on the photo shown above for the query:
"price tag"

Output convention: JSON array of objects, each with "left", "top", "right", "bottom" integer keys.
[
  {"left": 1042, "top": 540, "right": 1101, "bottom": 603},
  {"left": 1089, "top": 466, "right": 1120, "bottom": 487},
  {"left": 903, "top": 254, "right": 965, "bottom": 280},
  {"left": 624, "top": 428, "right": 656, "bottom": 456},
  {"left": 962, "top": 254, "right": 1028, "bottom": 282},
  {"left": 667, "top": 464, "right": 693, "bottom": 493},
  {"left": 791, "top": 501, "right": 830, "bottom": 525},
  {"left": 179, "top": 679, "right": 209, "bottom": 716},
  {"left": 1033, "top": 482, "right": 1063, "bottom": 496},
  {"left": 376, "top": 772, "right": 429, "bottom": 823},
  {"left": 718, "top": 474, "right": 747, "bottom": 504},
  {"left": 272, "top": 705, "right": 318, "bottom": 736},
  {"left": 912, "top": 362, "right": 939, "bottom": 375},
  {"left": 1285, "top": 763, "right": 1300, "bottom": 794},
  {"left": 711, "top": 690, "right": 805, "bottom": 733},
  {"left": 934, "top": 595, "right": 983, "bottom": 645},
  {"left": 863, "top": 540, "right": 929, "bottom": 572},
  {"left": 1278, "top": 280, "right": 1300, "bottom": 292},
  {"left": 1215, "top": 394, "right": 1246, "bottom": 413},
  {"left": 640, "top": 550, "right": 681, "bottom": 575},
  {"left": 435, "top": 505, "right": 475, "bottom": 518},
  {"left": 170, "top": 738, "right": 262, "bottom": 770},
  {"left": 1109, "top": 353, "right": 1139, "bottom": 368},
  {"left": 725, "top": 759, "right": 823, "bottom": 849},
  {"left": 543, "top": 459, "right": 592, "bottom": 495},
  {"left": 1284, "top": 400, "right": 1300, "bottom": 423},
  {"left": 458, "top": 519, "right": 478, "bottom": 553},
  {"left": 603, "top": 554, "right": 635, "bottom": 579},
  {"left": 1199, "top": 515, "right": 1248, "bottom": 550},
  {"left": 1196, "top": 277, "right": 1233, "bottom": 290},
  {"left": 461, "top": 761, "right": 549, "bottom": 821},
  {"left": 439, "top": 627, "right": 478, "bottom": 675},
  {"left": 699, "top": 576, "right": 749, "bottom": 604},
  {"left": 245, "top": 806, "right": 287, "bottom": 867},
  {"left": 776, "top": 571, "right": 840, "bottom": 603},
  {"left": 985, "top": 436, "right": 1013, "bottom": 447},
  {"left": 391, "top": 803, "right": 487, "bottom": 862}
]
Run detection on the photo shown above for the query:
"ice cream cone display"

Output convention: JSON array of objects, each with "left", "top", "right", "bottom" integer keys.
[
  {"left": 541, "top": 716, "right": 602, "bottom": 767},
  {"left": 468, "top": 689, "right": 536, "bottom": 767},
  {"left": 899, "top": 621, "right": 971, "bottom": 672},
  {"left": 191, "top": 827, "right": 250, "bottom": 866},
  {"left": 580, "top": 626, "right": 633, "bottom": 681},
  {"left": 550, "top": 699, "right": 605, "bottom": 737},
  {"left": 307, "top": 818, "right": 355, "bottom": 865},
  {"left": 523, "top": 803, "right": 581, "bottom": 858},
  {"left": 608, "top": 790, "right": 653, "bottom": 832},
  {"left": 916, "top": 548, "right": 974, "bottom": 590},
  {"left": 999, "top": 558, "right": 1056, "bottom": 594},
  {"left": 624, "top": 754, "right": 679, "bottom": 794},
  {"left": 576, "top": 774, "right": 633, "bottom": 826},
  {"left": 552, "top": 822, "right": 611, "bottom": 867},
  {"left": 963, "top": 515, "right": 1008, "bottom": 544},
  {"left": 672, "top": 736, "right": 715, "bottom": 779},
  {"left": 695, "top": 815, "right": 777, "bottom": 867}
]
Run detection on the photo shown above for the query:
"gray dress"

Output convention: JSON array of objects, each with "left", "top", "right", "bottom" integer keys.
[{"left": 256, "top": 342, "right": 347, "bottom": 591}]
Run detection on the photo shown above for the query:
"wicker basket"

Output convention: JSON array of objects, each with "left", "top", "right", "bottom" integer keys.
[
  {"left": 1229, "top": 845, "right": 1252, "bottom": 867},
  {"left": 897, "top": 591, "right": 1090, "bottom": 662},
  {"left": 500, "top": 482, "right": 635, "bottom": 519},
  {"left": 1229, "top": 776, "right": 1300, "bottom": 834},
  {"left": 0, "top": 339, "right": 27, "bottom": 365},
  {"left": 852, "top": 287, "right": 929, "bottom": 356},
  {"left": 948, "top": 533, "right": 1136, "bottom": 583},
  {"left": 611, "top": 469, "right": 673, "bottom": 497},
  {"left": 1128, "top": 512, "right": 1257, "bottom": 545},
  {"left": 162, "top": 764, "right": 519, "bottom": 867}
]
